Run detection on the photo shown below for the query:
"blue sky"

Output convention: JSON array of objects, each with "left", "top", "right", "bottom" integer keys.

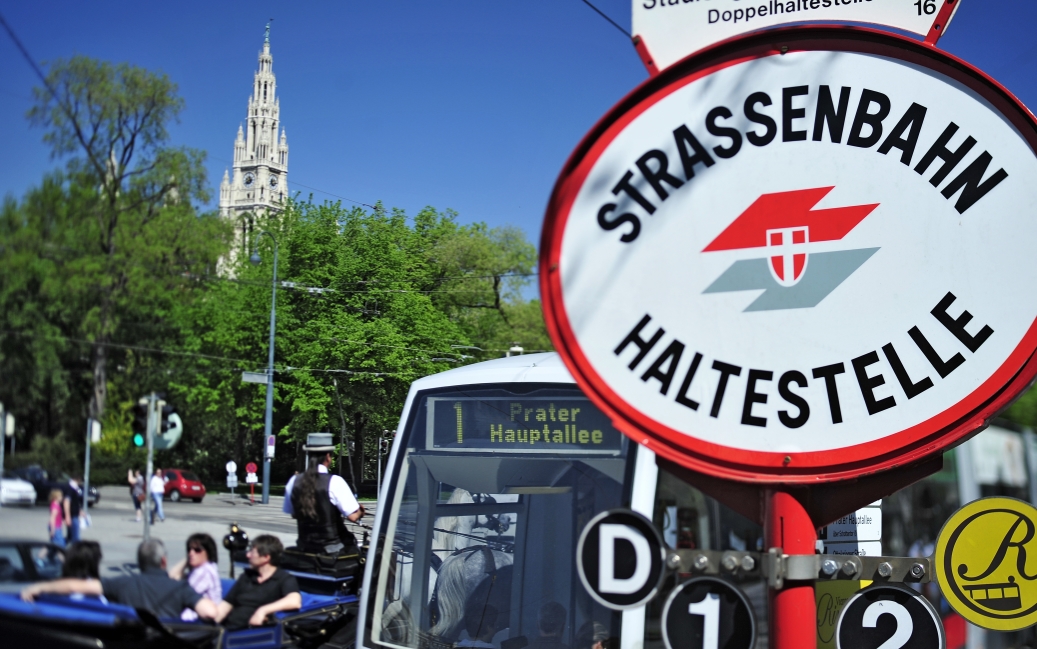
[{"left": 2, "top": 1, "right": 1036, "bottom": 247}]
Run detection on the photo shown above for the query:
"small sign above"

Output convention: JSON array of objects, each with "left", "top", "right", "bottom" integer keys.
[
  {"left": 935, "top": 496, "right": 1037, "bottom": 631},
  {"left": 245, "top": 462, "right": 258, "bottom": 474},
  {"left": 226, "top": 461, "right": 237, "bottom": 474},
  {"left": 242, "top": 371, "right": 268, "bottom": 385},
  {"left": 632, "top": 0, "right": 962, "bottom": 74},
  {"left": 577, "top": 509, "right": 666, "bottom": 610}
]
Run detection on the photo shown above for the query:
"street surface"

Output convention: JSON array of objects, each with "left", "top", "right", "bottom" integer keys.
[{"left": 0, "top": 485, "right": 377, "bottom": 581}]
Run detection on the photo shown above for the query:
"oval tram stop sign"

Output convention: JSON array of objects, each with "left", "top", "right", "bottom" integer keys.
[
  {"left": 935, "top": 496, "right": 1037, "bottom": 631},
  {"left": 540, "top": 26, "right": 1037, "bottom": 482}
]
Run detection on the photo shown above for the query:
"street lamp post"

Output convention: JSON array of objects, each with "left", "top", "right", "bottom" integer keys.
[{"left": 251, "top": 231, "right": 278, "bottom": 505}]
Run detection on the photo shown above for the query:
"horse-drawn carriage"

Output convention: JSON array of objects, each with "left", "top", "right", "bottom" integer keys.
[{"left": 0, "top": 536, "right": 361, "bottom": 649}]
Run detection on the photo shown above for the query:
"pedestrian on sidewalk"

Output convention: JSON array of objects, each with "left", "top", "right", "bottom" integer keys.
[
  {"left": 129, "top": 468, "right": 144, "bottom": 522},
  {"left": 62, "top": 476, "right": 84, "bottom": 543},
  {"left": 150, "top": 468, "right": 166, "bottom": 524},
  {"left": 48, "top": 489, "right": 66, "bottom": 548}
]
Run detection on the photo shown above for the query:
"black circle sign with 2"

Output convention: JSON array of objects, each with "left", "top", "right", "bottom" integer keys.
[
  {"left": 837, "top": 584, "right": 945, "bottom": 649},
  {"left": 662, "top": 577, "right": 755, "bottom": 649},
  {"left": 576, "top": 509, "right": 665, "bottom": 610}
]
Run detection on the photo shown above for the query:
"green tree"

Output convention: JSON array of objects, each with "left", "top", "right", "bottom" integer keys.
[
  {"left": 165, "top": 199, "right": 549, "bottom": 488},
  {"left": 25, "top": 56, "right": 217, "bottom": 422}
]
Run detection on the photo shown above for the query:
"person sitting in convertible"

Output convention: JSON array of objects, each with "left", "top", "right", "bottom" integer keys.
[
  {"left": 20, "top": 538, "right": 220, "bottom": 621},
  {"left": 212, "top": 534, "right": 301, "bottom": 630}
]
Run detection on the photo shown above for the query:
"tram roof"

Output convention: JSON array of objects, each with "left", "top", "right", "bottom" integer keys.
[{"left": 410, "top": 352, "right": 573, "bottom": 391}]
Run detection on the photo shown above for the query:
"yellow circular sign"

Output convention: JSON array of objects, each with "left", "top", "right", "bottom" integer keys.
[{"left": 936, "top": 496, "right": 1037, "bottom": 631}]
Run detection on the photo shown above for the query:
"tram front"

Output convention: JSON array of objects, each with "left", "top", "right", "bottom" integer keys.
[{"left": 358, "top": 353, "right": 652, "bottom": 649}]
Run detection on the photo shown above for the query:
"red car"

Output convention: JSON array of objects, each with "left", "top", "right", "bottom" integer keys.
[{"left": 162, "top": 468, "right": 206, "bottom": 502}]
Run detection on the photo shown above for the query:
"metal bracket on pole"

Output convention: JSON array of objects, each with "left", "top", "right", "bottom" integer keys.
[{"left": 672, "top": 548, "right": 932, "bottom": 589}]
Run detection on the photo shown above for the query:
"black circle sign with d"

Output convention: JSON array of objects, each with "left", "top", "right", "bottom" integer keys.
[
  {"left": 836, "top": 584, "right": 945, "bottom": 649},
  {"left": 662, "top": 577, "right": 755, "bottom": 649},
  {"left": 577, "top": 509, "right": 665, "bottom": 610}
]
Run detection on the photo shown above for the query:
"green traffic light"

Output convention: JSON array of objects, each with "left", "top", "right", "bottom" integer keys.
[{"left": 133, "top": 433, "right": 145, "bottom": 447}]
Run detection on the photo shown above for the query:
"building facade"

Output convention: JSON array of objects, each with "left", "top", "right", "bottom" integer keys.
[{"left": 219, "top": 23, "right": 289, "bottom": 231}]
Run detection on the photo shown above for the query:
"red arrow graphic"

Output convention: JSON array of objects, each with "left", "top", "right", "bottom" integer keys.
[{"left": 702, "top": 187, "right": 879, "bottom": 252}]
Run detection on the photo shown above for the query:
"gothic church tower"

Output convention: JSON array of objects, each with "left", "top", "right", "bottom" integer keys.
[{"left": 219, "top": 23, "right": 289, "bottom": 227}]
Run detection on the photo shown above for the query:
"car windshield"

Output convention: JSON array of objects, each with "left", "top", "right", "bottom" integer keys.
[
  {"left": 370, "top": 384, "right": 633, "bottom": 649},
  {"left": 181, "top": 471, "right": 200, "bottom": 482}
]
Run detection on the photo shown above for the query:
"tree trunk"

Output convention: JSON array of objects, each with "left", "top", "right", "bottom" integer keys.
[{"left": 90, "top": 339, "right": 108, "bottom": 421}]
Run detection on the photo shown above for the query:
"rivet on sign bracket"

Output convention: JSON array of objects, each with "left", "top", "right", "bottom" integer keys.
[{"left": 672, "top": 549, "right": 932, "bottom": 590}]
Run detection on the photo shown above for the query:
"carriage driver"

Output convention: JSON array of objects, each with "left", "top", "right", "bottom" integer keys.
[{"left": 283, "top": 433, "right": 366, "bottom": 555}]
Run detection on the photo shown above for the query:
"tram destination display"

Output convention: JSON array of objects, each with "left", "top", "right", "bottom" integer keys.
[
  {"left": 426, "top": 396, "right": 624, "bottom": 453},
  {"left": 539, "top": 27, "right": 1037, "bottom": 483}
]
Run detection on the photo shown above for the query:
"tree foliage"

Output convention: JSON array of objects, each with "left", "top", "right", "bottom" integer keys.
[{"left": 1, "top": 56, "right": 550, "bottom": 489}]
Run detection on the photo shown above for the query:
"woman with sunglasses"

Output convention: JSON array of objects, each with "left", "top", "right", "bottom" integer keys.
[{"left": 168, "top": 532, "right": 222, "bottom": 621}]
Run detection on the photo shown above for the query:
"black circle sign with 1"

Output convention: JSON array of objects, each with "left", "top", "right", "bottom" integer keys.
[
  {"left": 576, "top": 509, "right": 665, "bottom": 610},
  {"left": 662, "top": 577, "right": 755, "bottom": 649},
  {"left": 837, "top": 584, "right": 945, "bottom": 649}
]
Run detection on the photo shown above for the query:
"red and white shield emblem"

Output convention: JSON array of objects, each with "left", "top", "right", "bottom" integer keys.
[{"left": 766, "top": 226, "right": 808, "bottom": 286}]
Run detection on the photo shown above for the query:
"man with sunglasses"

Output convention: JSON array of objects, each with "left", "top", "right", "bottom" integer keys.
[
  {"left": 21, "top": 538, "right": 220, "bottom": 621},
  {"left": 213, "top": 534, "right": 301, "bottom": 630}
]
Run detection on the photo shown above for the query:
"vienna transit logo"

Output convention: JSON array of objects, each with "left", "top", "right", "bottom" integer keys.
[{"left": 702, "top": 187, "right": 879, "bottom": 311}]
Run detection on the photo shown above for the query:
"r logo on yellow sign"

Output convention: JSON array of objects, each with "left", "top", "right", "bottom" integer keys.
[{"left": 936, "top": 497, "right": 1037, "bottom": 631}]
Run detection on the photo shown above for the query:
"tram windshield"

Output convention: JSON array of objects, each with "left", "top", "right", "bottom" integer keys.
[{"left": 370, "top": 384, "right": 633, "bottom": 649}]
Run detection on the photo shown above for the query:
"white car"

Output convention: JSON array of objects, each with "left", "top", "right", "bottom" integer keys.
[{"left": 0, "top": 472, "right": 37, "bottom": 506}]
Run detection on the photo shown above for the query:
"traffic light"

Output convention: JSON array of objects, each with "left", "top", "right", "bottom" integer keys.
[
  {"left": 132, "top": 401, "right": 149, "bottom": 448},
  {"left": 160, "top": 403, "right": 175, "bottom": 432},
  {"left": 379, "top": 438, "right": 390, "bottom": 454},
  {"left": 154, "top": 399, "right": 183, "bottom": 450}
]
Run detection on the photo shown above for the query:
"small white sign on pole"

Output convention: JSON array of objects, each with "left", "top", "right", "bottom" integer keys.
[
  {"left": 227, "top": 474, "right": 239, "bottom": 489},
  {"left": 819, "top": 502, "right": 882, "bottom": 556},
  {"left": 245, "top": 473, "right": 258, "bottom": 484},
  {"left": 242, "top": 371, "right": 268, "bottom": 384},
  {"left": 632, "top": 0, "right": 962, "bottom": 74}
]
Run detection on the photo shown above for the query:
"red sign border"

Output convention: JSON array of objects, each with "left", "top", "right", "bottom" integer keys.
[{"left": 540, "top": 25, "right": 1037, "bottom": 484}]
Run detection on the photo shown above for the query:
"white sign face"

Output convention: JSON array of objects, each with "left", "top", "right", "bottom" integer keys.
[
  {"left": 246, "top": 473, "right": 258, "bottom": 484},
  {"left": 541, "top": 29, "right": 1037, "bottom": 481},
  {"left": 633, "top": 0, "right": 961, "bottom": 73},
  {"left": 226, "top": 460, "right": 237, "bottom": 473},
  {"left": 821, "top": 506, "right": 882, "bottom": 543}
]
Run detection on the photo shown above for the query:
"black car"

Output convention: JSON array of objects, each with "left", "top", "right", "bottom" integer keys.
[
  {"left": 0, "top": 540, "right": 64, "bottom": 593},
  {"left": 9, "top": 466, "right": 100, "bottom": 506}
]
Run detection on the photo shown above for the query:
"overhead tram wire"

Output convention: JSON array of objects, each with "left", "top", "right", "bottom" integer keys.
[
  {"left": 0, "top": 329, "right": 441, "bottom": 378},
  {"left": 578, "top": 0, "right": 632, "bottom": 39}
]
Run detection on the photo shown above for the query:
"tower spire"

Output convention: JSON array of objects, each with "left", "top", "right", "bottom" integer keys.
[{"left": 264, "top": 20, "right": 271, "bottom": 45}]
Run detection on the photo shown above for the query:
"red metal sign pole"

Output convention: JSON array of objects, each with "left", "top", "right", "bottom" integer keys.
[{"left": 766, "top": 490, "right": 816, "bottom": 649}]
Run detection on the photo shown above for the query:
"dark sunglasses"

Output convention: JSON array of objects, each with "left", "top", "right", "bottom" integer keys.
[{"left": 188, "top": 546, "right": 205, "bottom": 554}]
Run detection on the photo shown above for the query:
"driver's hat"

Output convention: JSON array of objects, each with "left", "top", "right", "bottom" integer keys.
[{"left": 303, "top": 433, "right": 335, "bottom": 453}]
